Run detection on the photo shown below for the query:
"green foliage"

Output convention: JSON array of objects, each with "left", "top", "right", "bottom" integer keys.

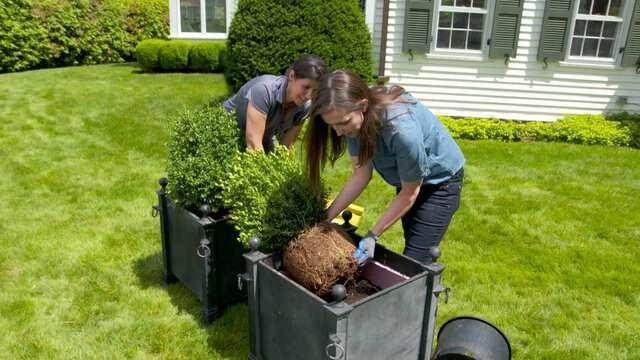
[
  {"left": 226, "top": 0, "right": 373, "bottom": 91},
  {"left": 136, "top": 39, "right": 226, "bottom": 72},
  {"left": 607, "top": 112, "right": 640, "bottom": 148},
  {"left": 189, "top": 41, "right": 225, "bottom": 72},
  {"left": 0, "top": 0, "right": 169, "bottom": 73},
  {"left": 166, "top": 105, "right": 242, "bottom": 210},
  {"left": 219, "top": 148, "right": 327, "bottom": 251},
  {"left": 441, "top": 114, "right": 633, "bottom": 147},
  {"left": 158, "top": 40, "right": 190, "bottom": 71},
  {"left": 135, "top": 39, "right": 167, "bottom": 70}
]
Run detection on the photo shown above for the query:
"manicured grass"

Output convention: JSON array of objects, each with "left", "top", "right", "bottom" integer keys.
[{"left": 1, "top": 64, "right": 639, "bottom": 359}]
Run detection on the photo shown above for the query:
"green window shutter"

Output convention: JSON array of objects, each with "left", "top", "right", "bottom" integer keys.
[
  {"left": 403, "top": 0, "right": 435, "bottom": 53},
  {"left": 538, "top": 0, "right": 574, "bottom": 61},
  {"left": 489, "top": 0, "right": 524, "bottom": 58},
  {"left": 622, "top": 0, "right": 640, "bottom": 66}
]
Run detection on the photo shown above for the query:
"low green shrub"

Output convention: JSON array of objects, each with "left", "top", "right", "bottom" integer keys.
[
  {"left": 441, "top": 114, "right": 633, "bottom": 147},
  {"left": 135, "top": 39, "right": 167, "bottom": 70},
  {"left": 219, "top": 148, "right": 326, "bottom": 251},
  {"left": 189, "top": 41, "right": 224, "bottom": 72},
  {"left": 607, "top": 112, "right": 640, "bottom": 148},
  {"left": 166, "top": 105, "right": 242, "bottom": 210},
  {"left": 158, "top": 41, "right": 190, "bottom": 71}
]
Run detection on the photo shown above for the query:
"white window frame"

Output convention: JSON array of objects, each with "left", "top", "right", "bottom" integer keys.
[
  {"left": 563, "top": 0, "right": 636, "bottom": 66},
  {"left": 169, "top": 0, "right": 232, "bottom": 39},
  {"left": 429, "top": 0, "right": 496, "bottom": 60}
]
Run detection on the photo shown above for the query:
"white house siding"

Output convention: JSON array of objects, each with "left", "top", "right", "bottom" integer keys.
[{"left": 377, "top": 0, "right": 640, "bottom": 121}]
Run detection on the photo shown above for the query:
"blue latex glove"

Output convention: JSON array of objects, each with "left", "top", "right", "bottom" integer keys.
[{"left": 353, "top": 231, "right": 378, "bottom": 266}]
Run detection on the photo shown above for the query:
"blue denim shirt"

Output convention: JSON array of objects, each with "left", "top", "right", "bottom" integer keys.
[{"left": 347, "top": 93, "right": 464, "bottom": 187}]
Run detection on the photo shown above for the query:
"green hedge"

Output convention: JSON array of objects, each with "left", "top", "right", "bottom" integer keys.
[
  {"left": 0, "top": 0, "right": 168, "bottom": 73},
  {"left": 441, "top": 114, "right": 635, "bottom": 147},
  {"left": 135, "top": 39, "right": 226, "bottom": 72},
  {"left": 167, "top": 105, "right": 326, "bottom": 250},
  {"left": 226, "top": 0, "right": 373, "bottom": 91}
]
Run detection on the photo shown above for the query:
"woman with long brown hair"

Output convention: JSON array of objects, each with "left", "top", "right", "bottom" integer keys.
[{"left": 306, "top": 70, "right": 465, "bottom": 265}]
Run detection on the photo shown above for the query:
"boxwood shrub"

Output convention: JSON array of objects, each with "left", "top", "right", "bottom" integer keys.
[
  {"left": 441, "top": 114, "right": 634, "bottom": 147},
  {"left": 158, "top": 41, "right": 191, "bottom": 71},
  {"left": 136, "top": 39, "right": 226, "bottom": 72},
  {"left": 167, "top": 105, "right": 326, "bottom": 250},
  {"left": 219, "top": 148, "right": 327, "bottom": 251},
  {"left": 166, "top": 105, "right": 242, "bottom": 210},
  {"left": 226, "top": 0, "right": 373, "bottom": 91},
  {"left": 189, "top": 41, "right": 224, "bottom": 72},
  {"left": 135, "top": 39, "right": 167, "bottom": 70}
]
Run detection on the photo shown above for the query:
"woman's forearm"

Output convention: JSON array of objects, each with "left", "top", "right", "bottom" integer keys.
[
  {"left": 327, "top": 163, "right": 372, "bottom": 220},
  {"left": 370, "top": 182, "right": 421, "bottom": 236}
]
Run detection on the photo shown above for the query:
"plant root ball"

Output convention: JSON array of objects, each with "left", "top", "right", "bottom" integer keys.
[{"left": 283, "top": 223, "right": 358, "bottom": 297}]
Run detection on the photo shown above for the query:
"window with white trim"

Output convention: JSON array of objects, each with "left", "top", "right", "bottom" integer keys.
[
  {"left": 171, "top": 0, "right": 229, "bottom": 38},
  {"left": 433, "top": 0, "right": 492, "bottom": 53},
  {"left": 569, "top": 0, "right": 624, "bottom": 58}
]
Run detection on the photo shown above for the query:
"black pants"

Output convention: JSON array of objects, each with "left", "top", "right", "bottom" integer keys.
[{"left": 396, "top": 168, "right": 464, "bottom": 264}]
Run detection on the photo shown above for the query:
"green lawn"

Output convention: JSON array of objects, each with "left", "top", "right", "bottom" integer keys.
[{"left": 1, "top": 64, "right": 638, "bottom": 359}]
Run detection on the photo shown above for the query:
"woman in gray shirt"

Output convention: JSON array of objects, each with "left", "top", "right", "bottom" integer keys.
[{"left": 223, "top": 54, "right": 326, "bottom": 152}]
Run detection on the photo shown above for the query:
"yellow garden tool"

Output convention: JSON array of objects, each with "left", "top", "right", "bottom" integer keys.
[{"left": 327, "top": 199, "right": 364, "bottom": 228}]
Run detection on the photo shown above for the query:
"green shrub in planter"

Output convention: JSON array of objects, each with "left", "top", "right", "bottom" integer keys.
[
  {"left": 158, "top": 40, "right": 191, "bottom": 71},
  {"left": 136, "top": 39, "right": 167, "bottom": 70},
  {"left": 189, "top": 41, "right": 225, "bottom": 72},
  {"left": 166, "top": 105, "right": 242, "bottom": 209},
  {"left": 226, "top": 0, "right": 373, "bottom": 91},
  {"left": 219, "top": 147, "right": 327, "bottom": 251}
]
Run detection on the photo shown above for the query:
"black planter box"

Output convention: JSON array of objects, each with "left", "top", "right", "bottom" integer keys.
[
  {"left": 154, "top": 178, "right": 246, "bottom": 324},
  {"left": 241, "top": 237, "right": 447, "bottom": 360}
]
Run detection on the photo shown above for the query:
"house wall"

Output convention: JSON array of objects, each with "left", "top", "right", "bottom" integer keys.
[{"left": 376, "top": 0, "right": 640, "bottom": 121}]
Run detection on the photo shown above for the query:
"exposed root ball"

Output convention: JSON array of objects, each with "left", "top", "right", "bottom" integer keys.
[{"left": 283, "top": 223, "right": 358, "bottom": 297}]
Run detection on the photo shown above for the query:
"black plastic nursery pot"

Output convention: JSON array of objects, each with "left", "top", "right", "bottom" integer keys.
[
  {"left": 240, "top": 234, "right": 449, "bottom": 360},
  {"left": 433, "top": 316, "right": 511, "bottom": 360},
  {"left": 153, "top": 178, "right": 246, "bottom": 324}
]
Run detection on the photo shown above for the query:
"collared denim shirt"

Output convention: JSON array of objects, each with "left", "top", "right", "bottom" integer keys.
[
  {"left": 347, "top": 93, "right": 465, "bottom": 187},
  {"left": 223, "top": 75, "right": 310, "bottom": 150}
]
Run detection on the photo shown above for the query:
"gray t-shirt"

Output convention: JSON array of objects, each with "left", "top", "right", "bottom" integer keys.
[{"left": 223, "top": 75, "right": 310, "bottom": 151}]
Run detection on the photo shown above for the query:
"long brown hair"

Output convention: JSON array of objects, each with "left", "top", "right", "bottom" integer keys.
[{"left": 305, "top": 70, "right": 404, "bottom": 193}]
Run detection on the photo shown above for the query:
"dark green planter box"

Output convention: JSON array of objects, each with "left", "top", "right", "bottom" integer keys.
[
  {"left": 242, "top": 237, "right": 447, "bottom": 360},
  {"left": 154, "top": 178, "right": 246, "bottom": 324}
]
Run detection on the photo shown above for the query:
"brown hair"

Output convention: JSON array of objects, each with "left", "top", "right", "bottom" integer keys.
[
  {"left": 286, "top": 54, "right": 326, "bottom": 81},
  {"left": 305, "top": 70, "right": 405, "bottom": 193}
]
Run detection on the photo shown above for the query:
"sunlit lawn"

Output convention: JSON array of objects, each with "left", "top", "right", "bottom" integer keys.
[{"left": 1, "top": 64, "right": 638, "bottom": 359}]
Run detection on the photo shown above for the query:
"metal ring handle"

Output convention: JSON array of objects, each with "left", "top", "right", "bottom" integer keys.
[
  {"left": 151, "top": 205, "right": 160, "bottom": 218},
  {"left": 325, "top": 342, "right": 345, "bottom": 360},
  {"left": 197, "top": 244, "right": 211, "bottom": 258}
]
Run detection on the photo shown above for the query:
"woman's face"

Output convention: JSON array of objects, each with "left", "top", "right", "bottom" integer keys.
[
  {"left": 287, "top": 71, "right": 317, "bottom": 106},
  {"left": 321, "top": 107, "right": 365, "bottom": 137}
]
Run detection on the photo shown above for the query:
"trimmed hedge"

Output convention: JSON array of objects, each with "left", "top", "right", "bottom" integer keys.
[
  {"left": 0, "top": 0, "right": 168, "bottom": 73},
  {"left": 441, "top": 114, "right": 635, "bottom": 147},
  {"left": 167, "top": 105, "right": 326, "bottom": 250},
  {"left": 226, "top": 0, "right": 373, "bottom": 91},
  {"left": 136, "top": 39, "right": 226, "bottom": 72}
]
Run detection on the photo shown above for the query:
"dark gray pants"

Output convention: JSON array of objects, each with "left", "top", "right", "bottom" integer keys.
[{"left": 397, "top": 168, "right": 464, "bottom": 264}]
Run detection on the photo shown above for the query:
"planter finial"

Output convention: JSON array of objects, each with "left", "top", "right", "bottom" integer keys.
[
  {"left": 159, "top": 177, "right": 168, "bottom": 188},
  {"left": 331, "top": 284, "right": 347, "bottom": 302},
  {"left": 199, "top": 204, "right": 211, "bottom": 218},
  {"left": 249, "top": 236, "right": 260, "bottom": 251}
]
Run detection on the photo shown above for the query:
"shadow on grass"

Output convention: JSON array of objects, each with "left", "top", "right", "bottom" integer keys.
[{"left": 133, "top": 252, "right": 250, "bottom": 359}]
